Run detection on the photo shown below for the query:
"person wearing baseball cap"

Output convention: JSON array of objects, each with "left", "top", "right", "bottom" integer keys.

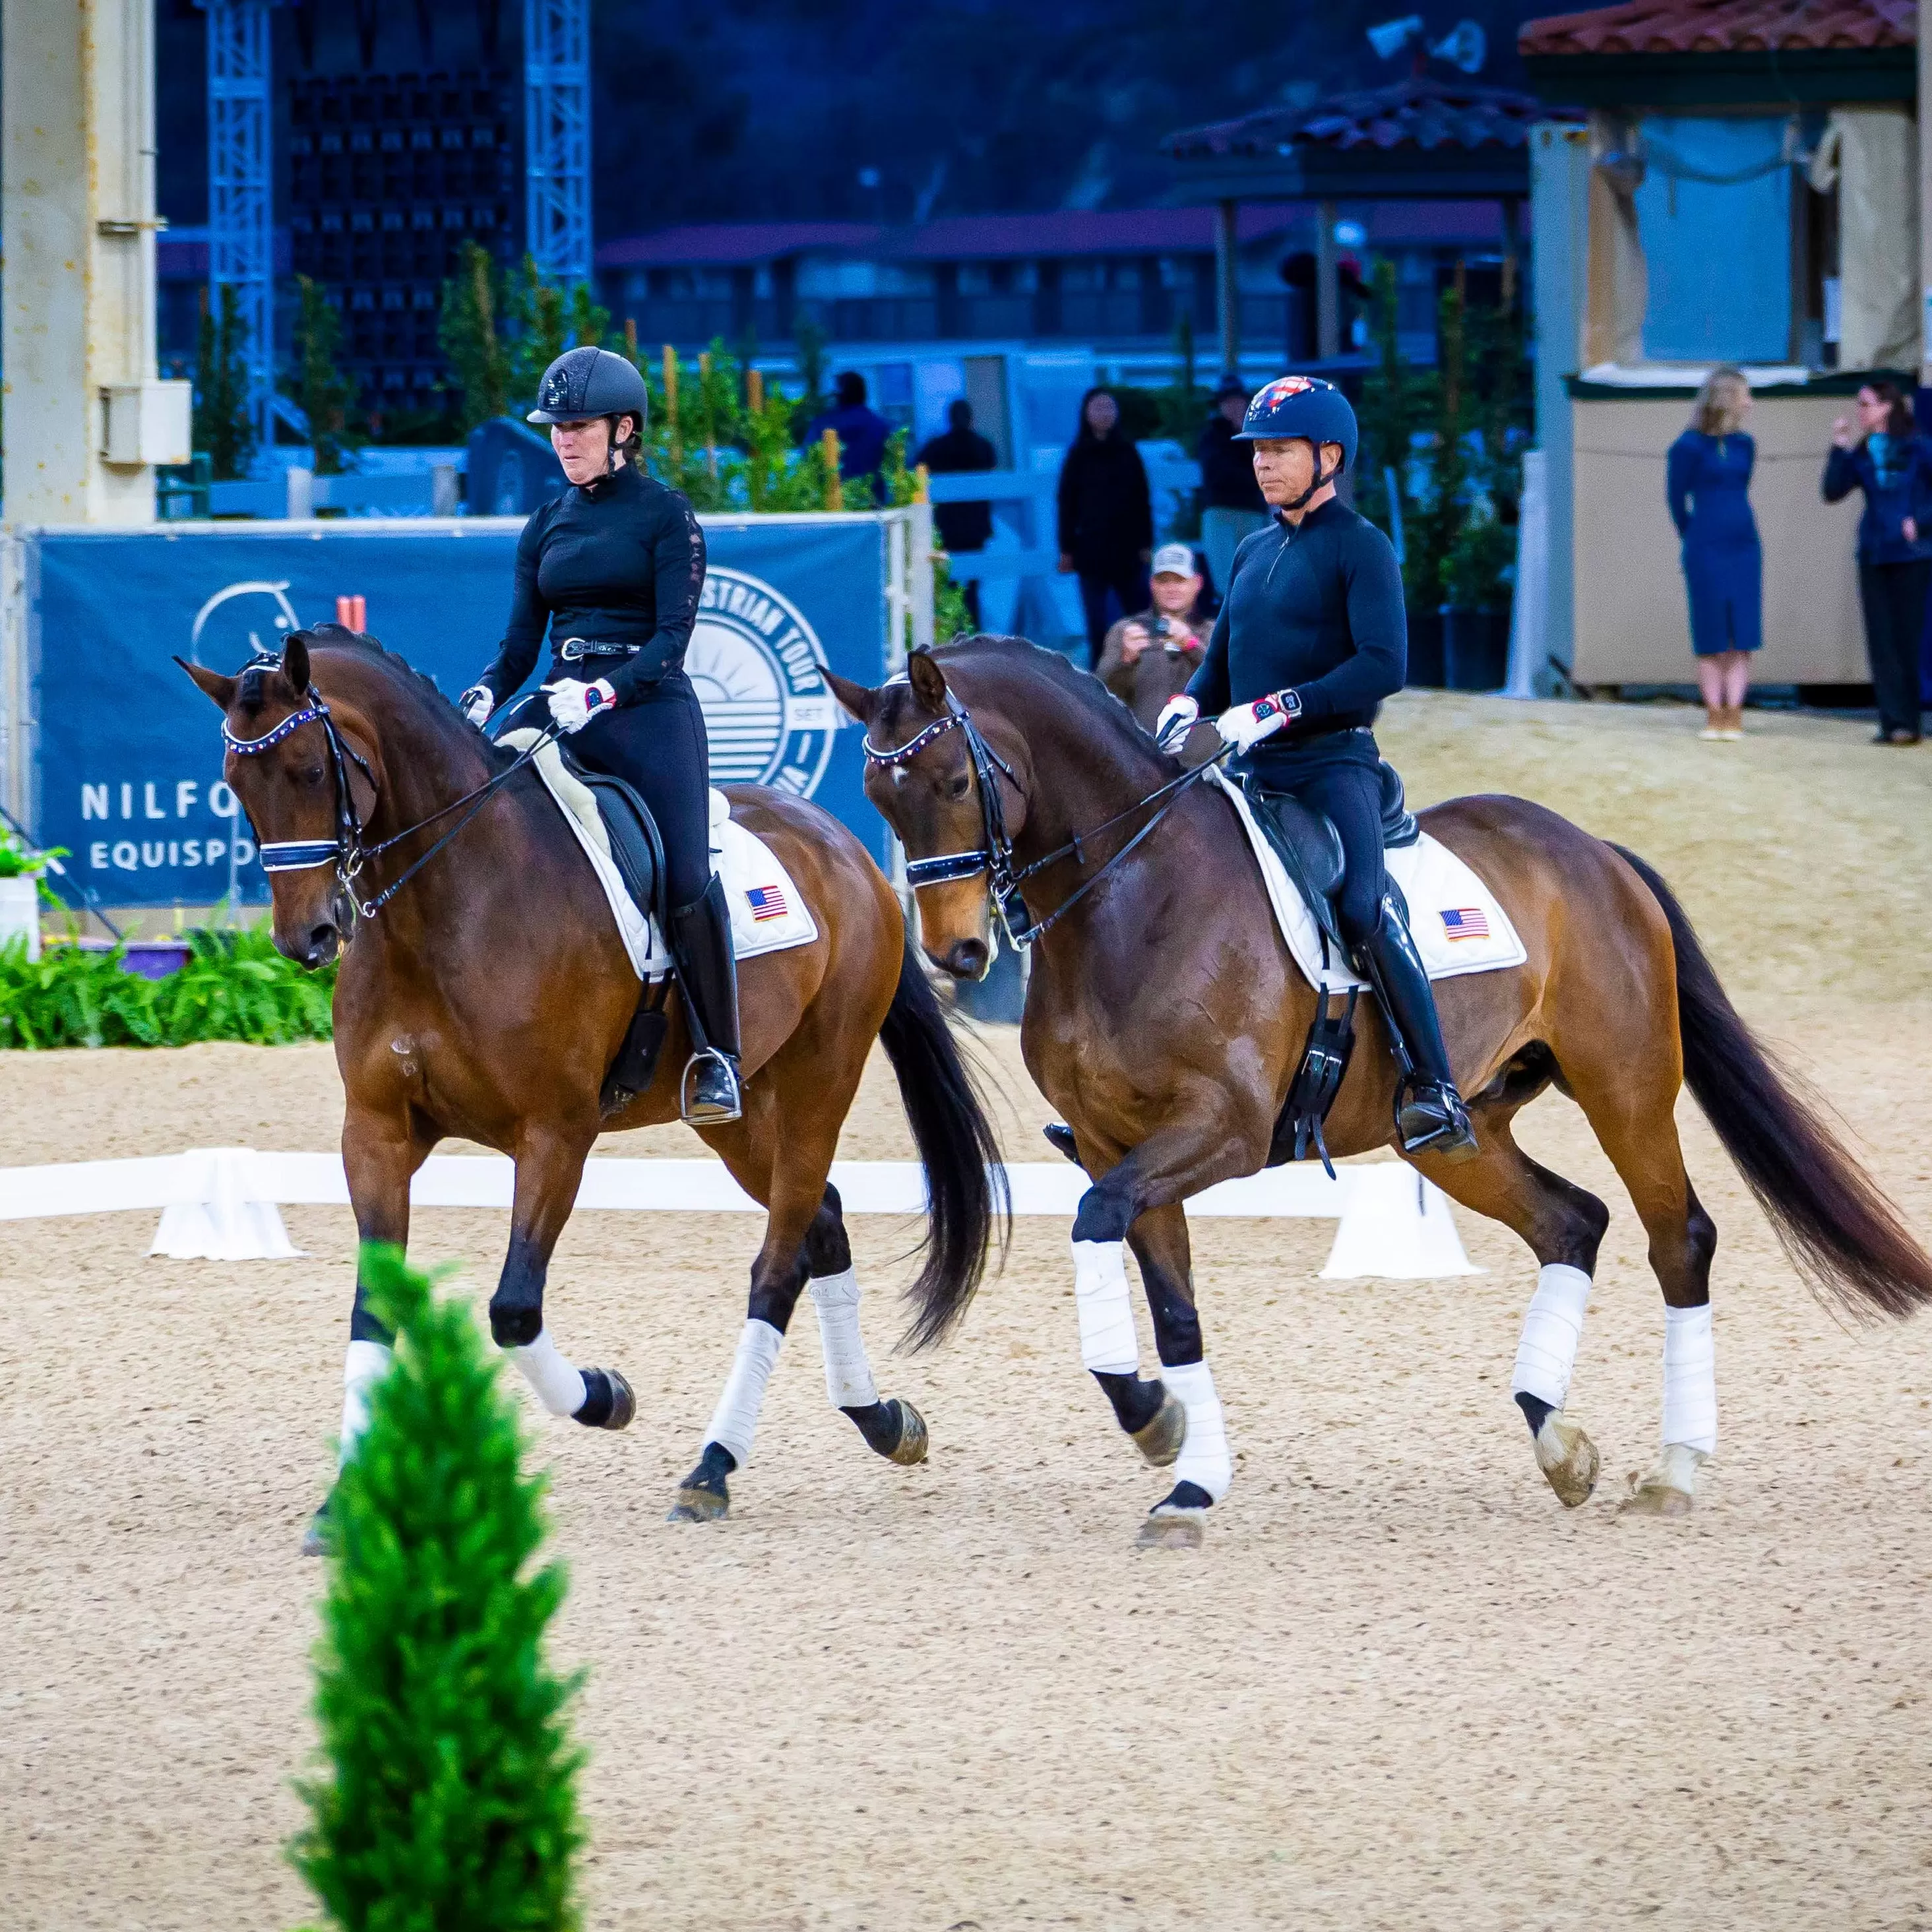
[{"left": 1094, "top": 542, "right": 1215, "bottom": 748}]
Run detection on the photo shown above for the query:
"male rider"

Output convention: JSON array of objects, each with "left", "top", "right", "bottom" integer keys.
[{"left": 1155, "top": 375, "right": 1478, "bottom": 1159}]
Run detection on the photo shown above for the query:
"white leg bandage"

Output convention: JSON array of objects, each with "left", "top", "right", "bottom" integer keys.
[
  {"left": 1073, "top": 1239, "right": 1140, "bottom": 1375},
  {"left": 1662, "top": 1303, "right": 1717, "bottom": 1454},
  {"left": 338, "top": 1338, "right": 393, "bottom": 1467},
  {"left": 808, "top": 1268, "right": 879, "bottom": 1409},
  {"left": 704, "top": 1318, "right": 784, "bottom": 1468},
  {"left": 513, "top": 1326, "right": 588, "bottom": 1419},
  {"left": 1164, "top": 1358, "right": 1232, "bottom": 1503},
  {"left": 1511, "top": 1264, "right": 1592, "bottom": 1410}
]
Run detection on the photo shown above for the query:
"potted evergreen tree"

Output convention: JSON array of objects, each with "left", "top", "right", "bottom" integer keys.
[{"left": 1440, "top": 510, "right": 1518, "bottom": 691}]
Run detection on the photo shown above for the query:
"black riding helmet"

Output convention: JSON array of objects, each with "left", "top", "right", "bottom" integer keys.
[{"left": 528, "top": 347, "right": 649, "bottom": 466}]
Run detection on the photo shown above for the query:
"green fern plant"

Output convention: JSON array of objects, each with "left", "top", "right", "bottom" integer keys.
[{"left": 292, "top": 1245, "right": 584, "bottom": 1932}]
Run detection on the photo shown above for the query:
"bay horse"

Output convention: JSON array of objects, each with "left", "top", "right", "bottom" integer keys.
[
  {"left": 828, "top": 637, "right": 1932, "bottom": 1544},
  {"left": 180, "top": 627, "right": 1004, "bottom": 1546}
]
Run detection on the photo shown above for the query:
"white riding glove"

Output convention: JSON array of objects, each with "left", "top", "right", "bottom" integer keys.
[
  {"left": 459, "top": 684, "right": 495, "bottom": 727},
  {"left": 1153, "top": 693, "right": 1199, "bottom": 752},
  {"left": 1216, "top": 688, "right": 1303, "bottom": 752},
  {"left": 543, "top": 677, "right": 617, "bottom": 733}
]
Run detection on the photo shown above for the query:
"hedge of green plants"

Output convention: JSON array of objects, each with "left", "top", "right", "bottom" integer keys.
[
  {"left": 293, "top": 1246, "right": 584, "bottom": 1930},
  {"left": 0, "top": 923, "right": 335, "bottom": 1048}
]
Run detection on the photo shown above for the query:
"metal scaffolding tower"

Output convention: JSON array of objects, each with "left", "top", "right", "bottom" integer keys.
[
  {"left": 524, "top": 0, "right": 592, "bottom": 285},
  {"left": 201, "top": 0, "right": 277, "bottom": 453}
]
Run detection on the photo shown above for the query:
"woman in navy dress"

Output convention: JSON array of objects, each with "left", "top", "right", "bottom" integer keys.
[{"left": 1667, "top": 367, "right": 1761, "bottom": 740}]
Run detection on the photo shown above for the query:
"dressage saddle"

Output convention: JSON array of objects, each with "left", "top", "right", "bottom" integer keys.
[
  {"left": 555, "top": 743, "right": 668, "bottom": 931},
  {"left": 1242, "top": 761, "right": 1418, "bottom": 959}
]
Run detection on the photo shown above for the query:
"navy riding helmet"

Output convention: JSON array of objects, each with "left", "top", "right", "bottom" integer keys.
[
  {"left": 528, "top": 346, "right": 650, "bottom": 429},
  {"left": 1234, "top": 373, "right": 1358, "bottom": 474}
]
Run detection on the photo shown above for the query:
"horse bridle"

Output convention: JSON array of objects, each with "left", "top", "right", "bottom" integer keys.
[
  {"left": 220, "top": 658, "right": 557, "bottom": 921},
  {"left": 862, "top": 687, "right": 1227, "bottom": 948}
]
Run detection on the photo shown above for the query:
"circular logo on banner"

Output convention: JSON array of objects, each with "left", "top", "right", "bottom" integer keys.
[{"left": 687, "top": 567, "right": 839, "bottom": 794}]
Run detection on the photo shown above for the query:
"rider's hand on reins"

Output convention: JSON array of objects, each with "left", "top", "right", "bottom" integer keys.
[
  {"left": 1216, "top": 689, "right": 1303, "bottom": 753},
  {"left": 543, "top": 678, "right": 616, "bottom": 734},
  {"left": 459, "top": 685, "right": 495, "bottom": 727},
  {"left": 1154, "top": 694, "right": 1199, "bottom": 752}
]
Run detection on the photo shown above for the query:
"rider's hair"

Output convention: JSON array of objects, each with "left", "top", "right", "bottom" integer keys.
[{"left": 608, "top": 411, "right": 642, "bottom": 464}]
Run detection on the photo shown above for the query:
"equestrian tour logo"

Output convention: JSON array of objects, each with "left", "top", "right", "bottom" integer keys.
[{"left": 687, "top": 568, "right": 840, "bottom": 794}]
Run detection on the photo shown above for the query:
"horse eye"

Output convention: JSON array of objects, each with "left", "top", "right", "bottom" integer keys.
[
  {"left": 945, "top": 772, "right": 971, "bottom": 801},
  {"left": 302, "top": 764, "right": 326, "bottom": 786}
]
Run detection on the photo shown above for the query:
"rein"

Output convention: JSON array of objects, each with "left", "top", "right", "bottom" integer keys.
[
  {"left": 862, "top": 689, "right": 1230, "bottom": 947},
  {"left": 221, "top": 664, "right": 559, "bottom": 922}
]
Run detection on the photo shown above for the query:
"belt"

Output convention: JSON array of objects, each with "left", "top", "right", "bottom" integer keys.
[{"left": 555, "top": 637, "right": 640, "bottom": 662}]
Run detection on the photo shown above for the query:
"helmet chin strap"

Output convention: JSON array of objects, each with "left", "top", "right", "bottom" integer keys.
[{"left": 1278, "top": 454, "right": 1343, "bottom": 516}]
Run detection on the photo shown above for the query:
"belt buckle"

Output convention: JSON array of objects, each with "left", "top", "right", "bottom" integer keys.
[{"left": 558, "top": 636, "right": 588, "bottom": 662}]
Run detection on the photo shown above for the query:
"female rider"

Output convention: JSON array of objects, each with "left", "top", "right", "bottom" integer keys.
[
  {"left": 1155, "top": 375, "right": 1476, "bottom": 1160},
  {"left": 458, "top": 345, "right": 741, "bottom": 1123}
]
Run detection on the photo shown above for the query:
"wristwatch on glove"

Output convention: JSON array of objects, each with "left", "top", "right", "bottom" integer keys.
[
  {"left": 543, "top": 678, "right": 617, "bottom": 733},
  {"left": 1216, "top": 688, "right": 1303, "bottom": 753}
]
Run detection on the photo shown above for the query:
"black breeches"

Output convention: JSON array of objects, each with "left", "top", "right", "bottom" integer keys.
[
  {"left": 1857, "top": 560, "right": 1930, "bottom": 737},
  {"left": 567, "top": 681, "right": 714, "bottom": 907},
  {"left": 1262, "top": 758, "right": 1387, "bottom": 949}
]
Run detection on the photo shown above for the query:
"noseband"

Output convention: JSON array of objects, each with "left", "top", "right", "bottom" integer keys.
[
  {"left": 862, "top": 685, "right": 1227, "bottom": 947},
  {"left": 220, "top": 656, "right": 557, "bottom": 921}
]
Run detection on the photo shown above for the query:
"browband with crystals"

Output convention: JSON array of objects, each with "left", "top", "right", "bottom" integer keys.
[{"left": 222, "top": 704, "right": 327, "bottom": 754}]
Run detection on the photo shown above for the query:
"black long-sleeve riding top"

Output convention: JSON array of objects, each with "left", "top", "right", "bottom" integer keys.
[
  {"left": 1186, "top": 497, "right": 1406, "bottom": 772},
  {"left": 477, "top": 460, "right": 707, "bottom": 705}
]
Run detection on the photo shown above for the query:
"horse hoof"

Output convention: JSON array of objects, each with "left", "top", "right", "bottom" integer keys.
[
  {"left": 1135, "top": 1506, "right": 1206, "bottom": 1551},
  {"left": 887, "top": 1397, "right": 929, "bottom": 1466},
  {"left": 573, "top": 1366, "right": 635, "bottom": 1431},
  {"left": 666, "top": 1484, "right": 730, "bottom": 1524},
  {"left": 1131, "top": 1389, "right": 1187, "bottom": 1468},
  {"left": 1618, "top": 1443, "right": 1705, "bottom": 1517},
  {"left": 1532, "top": 1411, "right": 1600, "bottom": 1509}
]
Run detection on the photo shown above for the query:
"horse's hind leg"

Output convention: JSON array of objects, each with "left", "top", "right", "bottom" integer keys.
[
  {"left": 1562, "top": 1059, "right": 1719, "bottom": 1515},
  {"left": 1416, "top": 1111, "right": 1611, "bottom": 1507}
]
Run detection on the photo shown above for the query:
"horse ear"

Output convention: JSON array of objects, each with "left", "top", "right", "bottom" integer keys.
[
  {"left": 281, "top": 634, "right": 311, "bottom": 693},
  {"left": 906, "top": 650, "right": 949, "bottom": 714},
  {"left": 823, "top": 669, "right": 876, "bottom": 724},
  {"left": 175, "top": 658, "right": 237, "bottom": 710}
]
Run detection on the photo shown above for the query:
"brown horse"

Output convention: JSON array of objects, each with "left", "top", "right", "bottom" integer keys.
[
  {"left": 829, "top": 637, "right": 1932, "bottom": 1543},
  {"left": 180, "top": 627, "right": 1004, "bottom": 1547}
]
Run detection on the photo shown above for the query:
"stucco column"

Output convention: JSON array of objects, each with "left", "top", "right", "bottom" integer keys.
[{"left": 1214, "top": 199, "right": 1240, "bottom": 376}]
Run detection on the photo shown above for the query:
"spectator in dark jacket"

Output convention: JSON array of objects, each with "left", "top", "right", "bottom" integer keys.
[
  {"left": 1196, "top": 373, "right": 1265, "bottom": 599},
  {"left": 1057, "top": 387, "right": 1153, "bottom": 666},
  {"left": 1823, "top": 379, "right": 1932, "bottom": 743},
  {"left": 805, "top": 371, "right": 892, "bottom": 491},
  {"left": 916, "top": 398, "right": 998, "bottom": 625}
]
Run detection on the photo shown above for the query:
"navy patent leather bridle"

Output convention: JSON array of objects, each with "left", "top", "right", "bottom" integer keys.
[
  {"left": 862, "top": 687, "right": 1227, "bottom": 947},
  {"left": 220, "top": 660, "right": 557, "bottom": 921}
]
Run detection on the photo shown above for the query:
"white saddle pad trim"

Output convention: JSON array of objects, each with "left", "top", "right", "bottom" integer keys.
[
  {"left": 501, "top": 730, "right": 819, "bottom": 982},
  {"left": 1204, "top": 764, "right": 1527, "bottom": 993}
]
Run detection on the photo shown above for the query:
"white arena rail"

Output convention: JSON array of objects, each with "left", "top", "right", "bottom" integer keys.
[{"left": 0, "top": 1148, "right": 1478, "bottom": 1279}]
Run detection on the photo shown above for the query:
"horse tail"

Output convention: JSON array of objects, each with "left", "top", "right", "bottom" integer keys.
[
  {"left": 1613, "top": 842, "right": 1932, "bottom": 1320},
  {"left": 877, "top": 941, "right": 1011, "bottom": 1348}
]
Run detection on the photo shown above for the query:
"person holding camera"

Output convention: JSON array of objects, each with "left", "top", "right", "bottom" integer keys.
[{"left": 1095, "top": 542, "right": 1213, "bottom": 740}]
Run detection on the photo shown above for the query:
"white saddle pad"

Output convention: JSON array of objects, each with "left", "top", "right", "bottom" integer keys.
[
  {"left": 1206, "top": 765, "right": 1526, "bottom": 993},
  {"left": 501, "top": 730, "right": 819, "bottom": 981}
]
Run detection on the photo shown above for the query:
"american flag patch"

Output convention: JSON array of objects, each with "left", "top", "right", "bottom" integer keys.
[
  {"left": 1440, "top": 907, "right": 1489, "bottom": 941},
  {"left": 745, "top": 885, "right": 789, "bottom": 922}
]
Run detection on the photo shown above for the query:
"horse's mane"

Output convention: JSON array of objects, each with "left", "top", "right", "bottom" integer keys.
[
  {"left": 303, "top": 625, "right": 511, "bottom": 768},
  {"left": 929, "top": 631, "right": 1173, "bottom": 770}
]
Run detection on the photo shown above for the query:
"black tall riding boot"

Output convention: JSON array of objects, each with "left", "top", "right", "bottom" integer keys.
[
  {"left": 1357, "top": 896, "right": 1479, "bottom": 1162},
  {"left": 668, "top": 875, "right": 743, "bottom": 1125}
]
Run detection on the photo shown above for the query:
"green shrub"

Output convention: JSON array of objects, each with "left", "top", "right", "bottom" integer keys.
[
  {"left": 292, "top": 1246, "right": 584, "bottom": 1932},
  {"left": 0, "top": 921, "right": 335, "bottom": 1048}
]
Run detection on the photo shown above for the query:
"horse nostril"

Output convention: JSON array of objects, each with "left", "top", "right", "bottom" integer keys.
[
  {"left": 947, "top": 939, "right": 989, "bottom": 981},
  {"left": 305, "top": 923, "right": 340, "bottom": 968}
]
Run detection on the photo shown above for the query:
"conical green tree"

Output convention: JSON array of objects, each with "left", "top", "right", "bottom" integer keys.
[
  {"left": 292, "top": 1245, "right": 584, "bottom": 1932},
  {"left": 195, "top": 282, "right": 258, "bottom": 480}
]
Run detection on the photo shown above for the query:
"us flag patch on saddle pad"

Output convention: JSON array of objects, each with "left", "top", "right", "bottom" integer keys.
[
  {"left": 1440, "top": 907, "right": 1489, "bottom": 941},
  {"left": 745, "top": 884, "right": 790, "bottom": 921}
]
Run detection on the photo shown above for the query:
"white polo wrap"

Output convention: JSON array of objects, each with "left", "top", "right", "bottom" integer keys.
[
  {"left": 1511, "top": 1264, "right": 1592, "bottom": 1410},
  {"left": 1164, "top": 1358, "right": 1233, "bottom": 1503},
  {"left": 1662, "top": 1303, "right": 1717, "bottom": 1453},
  {"left": 1072, "top": 1239, "right": 1140, "bottom": 1375},
  {"left": 513, "top": 1326, "right": 589, "bottom": 1419},
  {"left": 338, "top": 1338, "right": 393, "bottom": 1467},
  {"left": 705, "top": 1318, "right": 784, "bottom": 1468},
  {"left": 808, "top": 1268, "right": 879, "bottom": 1409}
]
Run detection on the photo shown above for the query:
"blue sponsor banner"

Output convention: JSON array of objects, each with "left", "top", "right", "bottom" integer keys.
[{"left": 27, "top": 515, "right": 890, "bottom": 906}]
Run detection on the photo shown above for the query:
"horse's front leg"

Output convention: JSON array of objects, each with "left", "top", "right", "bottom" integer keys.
[
  {"left": 303, "top": 1105, "right": 433, "bottom": 1554},
  {"left": 1069, "top": 1109, "right": 1262, "bottom": 1548},
  {"left": 490, "top": 1125, "right": 635, "bottom": 1431}
]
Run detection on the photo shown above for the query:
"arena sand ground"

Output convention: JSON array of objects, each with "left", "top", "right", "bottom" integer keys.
[{"left": 5, "top": 693, "right": 1932, "bottom": 1931}]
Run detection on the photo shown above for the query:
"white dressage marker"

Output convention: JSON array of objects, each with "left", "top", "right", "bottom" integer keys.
[{"left": 0, "top": 1147, "right": 1478, "bottom": 1280}]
